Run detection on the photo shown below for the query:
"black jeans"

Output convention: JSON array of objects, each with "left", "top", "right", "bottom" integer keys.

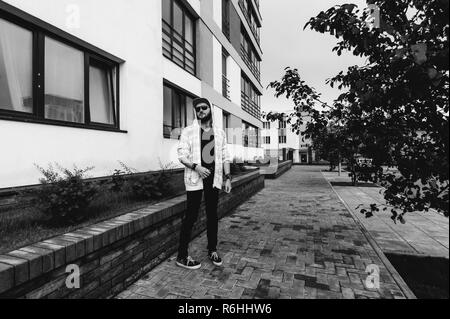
[{"left": 178, "top": 176, "right": 219, "bottom": 259}]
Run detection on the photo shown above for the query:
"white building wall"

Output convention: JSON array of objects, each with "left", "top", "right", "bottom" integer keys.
[
  {"left": 212, "top": 0, "right": 222, "bottom": 29},
  {"left": 186, "top": 0, "right": 201, "bottom": 16},
  {"left": 212, "top": 36, "right": 222, "bottom": 94},
  {"left": 228, "top": 57, "right": 241, "bottom": 106}
]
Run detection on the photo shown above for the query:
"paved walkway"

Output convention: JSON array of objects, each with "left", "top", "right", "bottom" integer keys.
[
  {"left": 322, "top": 171, "right": 449, "bottom": 259},
  {"left": 116, "top": 166, "right": 412, "bottom": 299}
]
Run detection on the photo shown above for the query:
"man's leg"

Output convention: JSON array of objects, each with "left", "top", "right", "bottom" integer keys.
[
  {"left": 204, "top": 178, "right": 219, "bottom": 253},
  {"left": 178, "top": 190, "right": 203, "bottom": 259}
]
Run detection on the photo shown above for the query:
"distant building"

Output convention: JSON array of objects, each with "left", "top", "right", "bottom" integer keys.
[{"left": 262, "top": 111, "right": 316, "bottom": 164}]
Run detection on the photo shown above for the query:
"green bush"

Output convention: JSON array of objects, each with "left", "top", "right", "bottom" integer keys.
[
  {"left": 117, "top": 161, "right": 174, "bottom": 200},
  {"left": 34, "top": 164, "right": 99, "bottom": 225}
]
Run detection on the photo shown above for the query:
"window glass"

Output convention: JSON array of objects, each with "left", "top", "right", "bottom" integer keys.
[
  {"left": 173, "top": 2, "right": 183, "bottom": 35},
  {"left": 185, "top": 15, "right": 193, "bottom": 45},
  {"left": 162, "top": 0, "right": 171, "bottom": 23},
  {"left": 89, "top": 63, "right": 115, "bottom": 124},
  {"left": 163, "top": 85, "right": 173, "bottom": 136},
  {"left": 45, "top": 37, "right": 84, "bottom": 123},
  {"left": 186, "top": 96, "right": 194, "bottom": 124},
  {"left": 0, "top": 19, "right": 33, "bottom": 113}
]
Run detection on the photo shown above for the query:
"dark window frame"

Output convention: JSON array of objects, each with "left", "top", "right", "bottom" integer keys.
[
  {"left": 241, "top": 73, "right": 261, "bottom": 119},
  {"left": 162, "top": 0, "right": 197, "bottom": 76},
  {"left": 0, "top": 3, "right": 124, "bottom": 132},
  {"left": 242, "top": 121, "right": 259, "bottom": 148},
  {"left": 163, "top": 81, "right": 196, "bottom": 140}
]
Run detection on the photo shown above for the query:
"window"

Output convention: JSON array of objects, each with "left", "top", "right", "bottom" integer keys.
[
  {"left": 263, "top": 122, "right": 271, "bottom": 129},
  {"left": 240, "top": 27, "right": 260, "bottom": 82},
  {"left": 163, "top": 83, "right": 194, "bottom": 139},
  {"left": 223, "top": 112, "right": 230, "bottom": 131},
  {"left": 242, "top": 121, "right": 259, "bottom": 148},
  {"left": 222, "top": 48, "right": 230, "bottom": 100},
  {"left": 264, "top": 136, "right": 271, "bottom": 144},
  {"left": 239, "top": 0, "right": 260, "bottom": 44},
  {"left": 222, "top": 0, "right": 230, "bottom": 39},
  {"left": 279, "top": 120, "right": 287, "bottom": 129},
  {"left": 162, "top": 0, "right": 196, "bottom": 75},
  {"left": 45, "top": 37, "right": 85, "bottom": 123},
  {"left": 241, "top": 74, "right": 261, "bottom": 119},
  {"left": 89, "top": 60, "right": 117, "bottom": 125},
  {"left": 0, "top": 10, "right": 122, "bottom": 130},
  {"left": 0, "top": 19, "right": 33, "bottom": 114},
  {"left": 279, "top": 136, "right": 287, "bottom": 144}
]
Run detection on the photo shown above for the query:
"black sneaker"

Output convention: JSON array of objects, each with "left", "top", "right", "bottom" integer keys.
[
  {"left": 176, "top": 256, "right": 201, "bottom": 270},
  {"left": 208, "top": 251, "right": 223, "bottom": 266}
]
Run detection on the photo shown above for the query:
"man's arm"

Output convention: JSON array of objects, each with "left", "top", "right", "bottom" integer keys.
[
  {"left": 177, "top": 129, "right": 211, "bottom": 179},
  {"left": 222, "top": 132, "right": 232, "bottom": 193}
]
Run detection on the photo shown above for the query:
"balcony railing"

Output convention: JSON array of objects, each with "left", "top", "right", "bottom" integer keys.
[
  {"left": 241, "top": 92, "right": 261, "bottom": 119},
  {"left": 238, "top": 0, "right": 260, "bottom": 44},
  {"left": 162, "top": 20, "right": 196, "bottom": 75},
  {"left": 240, "top": 45, "right": 261, "bottom": 83},
  {"left": 222, "top": 75, "right": 231, "bottom": 100}
]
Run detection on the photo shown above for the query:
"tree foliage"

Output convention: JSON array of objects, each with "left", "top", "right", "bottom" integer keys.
[{"left": 266, "top": 0, "right": 449, "bottom": 220}]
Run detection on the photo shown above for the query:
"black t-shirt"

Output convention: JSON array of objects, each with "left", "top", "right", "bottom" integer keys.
[{"left": 201, "top": 128, "right": 215, "bottom": 172}]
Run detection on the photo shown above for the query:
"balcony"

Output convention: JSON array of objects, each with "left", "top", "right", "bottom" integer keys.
[
  {"left": 241, "top": 92, "right": 261, "bottom": 120},
  {"left": 222, "top": 75, "right": 231, "bottom": 100},
  {"left": 238, "top": 0, "right": 261, "bottom": 45},
  {"left": 240, "top": 45, "right": 261, "bottom": 83}
]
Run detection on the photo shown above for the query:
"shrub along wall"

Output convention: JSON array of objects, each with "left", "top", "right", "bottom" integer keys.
[
  {"left": 0, "top": 169, "right": 186, "bottom": 213},
  {"left": 0, "top": 171, "right": 264, "bottom": 299}
]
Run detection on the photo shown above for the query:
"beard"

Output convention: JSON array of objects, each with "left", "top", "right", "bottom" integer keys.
[{"left": 200, "top": 112, "right": 212, "bottom": 124}]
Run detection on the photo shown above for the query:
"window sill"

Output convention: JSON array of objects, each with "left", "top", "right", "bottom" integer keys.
[{"left": 0, "top": 114, "right": 127, "bottom": 133}]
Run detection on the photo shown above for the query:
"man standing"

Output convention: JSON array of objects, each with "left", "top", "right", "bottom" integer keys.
[{"left": 176, "top": 98, "right": 232, "bottom": 270}]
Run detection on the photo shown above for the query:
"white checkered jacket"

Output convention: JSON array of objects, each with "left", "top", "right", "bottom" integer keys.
[{"left": 178, "top": 122, "right": 232, "bottom": 191}]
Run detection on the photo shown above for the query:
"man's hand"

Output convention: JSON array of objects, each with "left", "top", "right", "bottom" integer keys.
[
  {"left": 195, "top": 166, "right": 211, "bottom": 179},
  {"left": 224, "top": 179, "right": 232, "bottom": 194}
]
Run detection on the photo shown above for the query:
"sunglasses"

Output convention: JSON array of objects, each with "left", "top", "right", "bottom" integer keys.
[{"left": 195, "top": 105, "right": 210, "bottom": 112}]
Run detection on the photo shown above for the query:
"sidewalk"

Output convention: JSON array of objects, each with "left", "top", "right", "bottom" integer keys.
[
  {"left": 116, "top": 166, "right": 413, "bottom": 299},
  {"left": 322, "top": 171, "right": 449, "bottom": 259}
]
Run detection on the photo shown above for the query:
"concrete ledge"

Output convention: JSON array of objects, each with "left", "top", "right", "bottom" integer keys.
[
  {"left": 260, "top": 160, "right": 293, "bottom": 179},
  {"left": 0, "top": 171, "right": 265, "bottom": 299}
]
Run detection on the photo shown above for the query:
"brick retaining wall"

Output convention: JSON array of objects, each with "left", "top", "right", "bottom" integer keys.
[
  {"left": 261, "top": 160, "right": 293, "bottom": 179},
  {"left": 0, "top": 171, "right": 265, "bottom": 299}
]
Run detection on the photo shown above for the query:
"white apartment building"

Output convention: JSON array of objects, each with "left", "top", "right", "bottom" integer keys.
[
  {"left": 262, "top": 111, "right": 315, "bottom": 164},
  {"left": 0, "top": 0, "right": 264, "bottom": 189}
]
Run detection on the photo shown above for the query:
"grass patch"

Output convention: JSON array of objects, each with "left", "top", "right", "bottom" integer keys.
[{"left": 386, "top": 253, "right": 449, "bottom": 299}]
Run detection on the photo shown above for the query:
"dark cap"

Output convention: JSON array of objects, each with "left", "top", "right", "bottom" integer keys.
[{"left": 193, "top": 98, "right": 212, "bottom": 109}]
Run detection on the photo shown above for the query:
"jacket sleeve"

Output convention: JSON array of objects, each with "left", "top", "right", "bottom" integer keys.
[
  {"left": 222, "top": 131, "right": 232, "bottom": 163},
  {"left": 177, "top": 128, "right": 191, "bottom": 162}
]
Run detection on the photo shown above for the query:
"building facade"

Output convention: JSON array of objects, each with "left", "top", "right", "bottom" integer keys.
[
  {"left": 0, "top": 0, "right": 264, "bottom": 189},
  {"left": 262, "top": 112, "right": 316, "bottom": 164}
]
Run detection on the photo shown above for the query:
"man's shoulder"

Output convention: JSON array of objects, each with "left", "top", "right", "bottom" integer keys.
[
  {"left": 182, "top": 125, "right": 198, "bottom": 135},
  {"left": 213, "top": 126, "right": 226, "bottom": 138}
]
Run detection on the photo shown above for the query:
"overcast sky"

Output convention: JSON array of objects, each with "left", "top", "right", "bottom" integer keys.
[{"left": 260, "top": 0, "right": 367, "bottom": 113}]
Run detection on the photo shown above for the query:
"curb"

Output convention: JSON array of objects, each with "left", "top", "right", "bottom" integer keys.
[{"left": 321, "top": 171, "right": 417, "bottom": 299}]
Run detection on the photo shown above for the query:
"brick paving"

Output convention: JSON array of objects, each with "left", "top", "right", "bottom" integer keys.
[{"left": 116, "top": 166, "right": 412, "bottom": 299}]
